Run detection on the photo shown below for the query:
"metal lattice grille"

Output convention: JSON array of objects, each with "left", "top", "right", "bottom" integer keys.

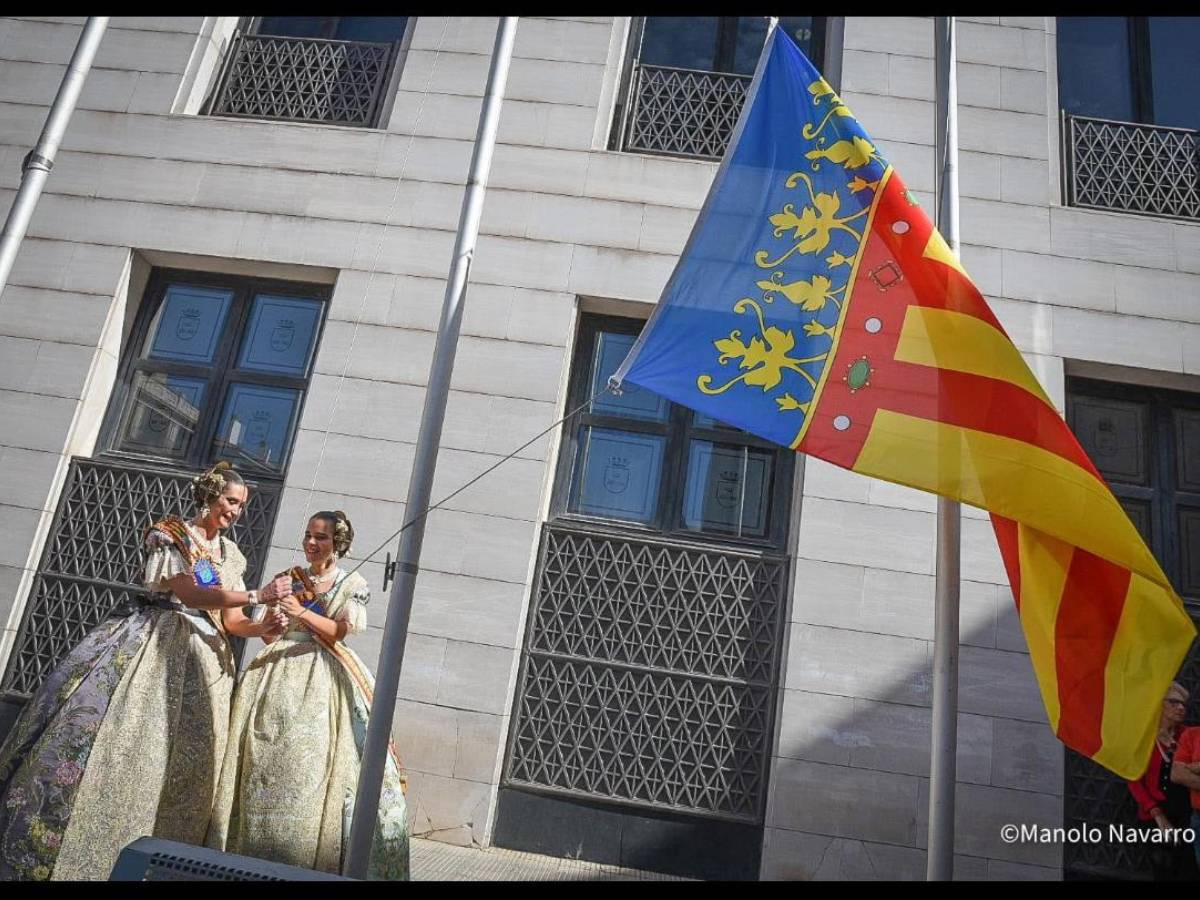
[
  {"left": 1064, "top": 621, "right": 1200, "bottom": 880},
  {"left": 504, "top": 524, "right": 787, "bottom": 822},
  {"left": 621, "top": 64, "right": 752, "bottom": 160},
  {"left": 1065, "top": 114, "right": 1200, "bottom": 221},
  {"left": 209, "top": 34, "right": 395, "bottom": 127},
  {"left": 1, "top": 458, "right": 280, "bottom": 698}
]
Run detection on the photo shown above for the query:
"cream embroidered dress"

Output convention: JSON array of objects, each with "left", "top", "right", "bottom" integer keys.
[
  {"left": 0, "top": 517, "right": 244, "bottom": 880},
  {"left": 207, "top": 569, "right": 409, "bottom": 879}
]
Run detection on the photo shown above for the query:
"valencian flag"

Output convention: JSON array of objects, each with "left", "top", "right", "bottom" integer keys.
[{"left": 612, "top": 28, "right": 1195, "bottom": 778}]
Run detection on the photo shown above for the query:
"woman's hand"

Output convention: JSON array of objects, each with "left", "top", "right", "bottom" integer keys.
[
  {"left": 259, "top": 574, "right": 293, "bottom": 605},
  {"left": 278, "top": 593, "right": 306, "bottom": 619},
  {"left": 261, "top": 608, "right": 289, "bottom": 637}
]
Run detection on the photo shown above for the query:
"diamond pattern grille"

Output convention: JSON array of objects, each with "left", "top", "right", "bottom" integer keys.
[
  {"left": 1066, "top": 114, "right": 1200, "bottom": 221},
  {"left": 621, "top": 64, "right": 751, "bottom": 160},
  {"left": 1, "top": 458, "right": 281, "bottom": 697},
  {"left": 1063, "top": 622, "right": 1200, "bottom": 880},
  {"left": 504, "top": 524, "right": 787, "bottom": 822},
  {"left": 210, "top": 34, "right": 394, "bottom": 127}
]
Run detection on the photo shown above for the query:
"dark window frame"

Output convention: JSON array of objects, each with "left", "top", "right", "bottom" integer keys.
[
  {"left": 608, "top": 16, "right": 830, "bottom": 158},
  {"left": 97, "top": 267, "right": 331, "bottom": 481},
  {"left": 1057, "top": 15, "right": 1200, "bottom": 128},
  {"left": 249, "top": 15, "right": 410, "bottom": 44},
  {"left": 203, "top": 16, "right": 414, "bottom": 129},
  {"left": 549, "top": 313, "right": 795, "bottom": 553},
  {"left": 1066, "top": 376, "right": 1200, "bottom": 608}
]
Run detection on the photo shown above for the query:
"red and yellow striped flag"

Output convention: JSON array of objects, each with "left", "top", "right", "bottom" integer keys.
[
  {"left": 796, "top": 169, "right": 1195, "bottom": 778},
  {"left": 614, "top": 31, "right": 1195, "bottom": 779}
]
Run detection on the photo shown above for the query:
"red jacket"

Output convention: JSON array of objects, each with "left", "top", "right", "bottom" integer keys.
[{"left": 1127, "top": 734, "right": 1178, "bottom": 821}]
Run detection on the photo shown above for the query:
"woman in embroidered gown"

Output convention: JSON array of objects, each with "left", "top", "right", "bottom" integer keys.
[
  {"left": 208, "top": 510, "right": 409, "bottom": 879},
  {"left": 0, "top": 462, "right": 292, "bottom": 880}
]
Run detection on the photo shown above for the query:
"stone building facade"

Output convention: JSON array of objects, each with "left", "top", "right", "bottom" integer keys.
[{"left": 0, "top": 15, "right": 1197, "bottom": 880}]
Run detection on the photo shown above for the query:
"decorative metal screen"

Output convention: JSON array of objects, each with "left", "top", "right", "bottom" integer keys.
[
  {"left": 503, "top": 523, "right": 788, "bottom": 822},
  {"left": 1, "top": 457, "right": 281, "bottom": 698},
  {"left": 209, "top": 34, "right": 395, "bottom": 127},
  {"left": 620, "top": 64, "right": 752, "bottom": 160},
  {"left": 1064, "top": 619, "right": 1200, "bottom": 880},
  {"left": 1064, "top": 114, "right": 1200, "bottom": 221}
]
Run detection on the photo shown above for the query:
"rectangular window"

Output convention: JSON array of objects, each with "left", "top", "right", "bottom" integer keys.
[
  {"left": 553, "top": 314, "right": 794, "bottom": 550},
  {"left": 1057, "top": 16, "right": 1200, "bottom": 131},
  {"left": 144, "top": 285, "right": 233, "bottom": 364},
  {"left": 613, "top": 16, "right": 826, "bottom": 160},
  {"left": 1146, "top": 17, "right": 1200, "bottom": 132},
  {"left": 101, "top": 269, "right": 329, "bottom": 477},
  {"left": 235, "top": 294, "right": 322, "bottom": 376},
  {"left": 1067, "top": 378, "right": 1200, "bottom": 606},
  {"left": 1058, "top": 16, "right": 1200, "bottom": 221},
  {"left": 206, "top": 16, "right": 411, "bottom": 127}
]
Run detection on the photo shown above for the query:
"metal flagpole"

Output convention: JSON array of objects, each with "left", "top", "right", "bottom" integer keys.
[
  {"left": 0, "top": 16, "right": 108, "bottom": 297},
  {"left": 342, "top": 16, "right": 519, "bottom": 879},
  {"left": 927, "top": 15, "right": 961, "bottom": 882}
]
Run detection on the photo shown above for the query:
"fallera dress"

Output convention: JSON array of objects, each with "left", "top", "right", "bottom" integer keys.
[
  {"left": 206, "top": 567, "right": 409, "bottom": 879},
  {"left": 0, "top": 515, "right": 243, "bottom": 880}
]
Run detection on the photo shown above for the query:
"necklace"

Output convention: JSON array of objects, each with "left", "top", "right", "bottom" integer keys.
[
  {"left": 185, "top": 520, "right": 222, "bottom": 555},
  {"left": 307, "top": 563, "right": 337, "bottom": 581},
  {"left": 179, "top": 519, "right": 223, "bottom": 588},
  {"left": 307, "top": 564, "right": 343, "bottom": 596}
]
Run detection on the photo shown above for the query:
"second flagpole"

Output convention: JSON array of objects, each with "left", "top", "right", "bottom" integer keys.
[
  {"left": 928, "top": 15, "right": 961, "bottom": 882},
  {"left": 342, "top": 16, "right": 519, "bottom": 879}
]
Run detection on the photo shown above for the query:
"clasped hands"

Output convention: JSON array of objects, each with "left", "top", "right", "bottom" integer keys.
[
  {"left": 255, "top": 574, "right": 294, "bottom": 636},
  {"left": 254, "top": 574, "right": 317, "bottom": 636}
]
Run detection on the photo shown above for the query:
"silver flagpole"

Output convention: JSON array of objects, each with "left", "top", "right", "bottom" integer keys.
[
  {"left": 928, "top": 15, "right": 961, "bottom": 882},
  {"left": 342, "top": 16, "right": 519, "bottom": 879},
  {"left": 0, "top": 16, "right": 108, "bottom": 297}
]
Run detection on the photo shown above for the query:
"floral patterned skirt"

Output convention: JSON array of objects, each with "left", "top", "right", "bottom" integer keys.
[
  {"left": 0, "top": 604, "right": 235, "bottom": 880},
  {"left": 207, "top": 635, "right": 409, "bottom": 879}
]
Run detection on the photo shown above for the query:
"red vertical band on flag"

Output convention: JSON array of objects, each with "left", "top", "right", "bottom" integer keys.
[
  {"left": 991, "top": 514, "right": 1021, "bottom": 613},
  {"left": 1053, "top": 549, "right": 1132, "bottom": 756}
]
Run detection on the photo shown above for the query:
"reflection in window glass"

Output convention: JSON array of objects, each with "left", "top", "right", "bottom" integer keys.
[
  {"left": 733, "top": 17, "right": 816, "bottom": 74},
  {"left": 569, "top": 426, "right": 665, "bottom": 524},
  {"left": 236, "top": 294, "right": 322, "bottom": 376},
  {"left": 683, "top": 441, "right": 772, "bottom": 538},
  {"left": 214, "top": 383, "right": 299, "bottom": 472},
  {"left": 258, "top": 17, "right": 327, "bottom": 37},
  {"left": 693, "top": 411, "right": 744, "bottom": 432},
  {"left": 116, "top": 373, "right": 206, "bottom": 458},
  {"left": 1148, "top": 17, "right": 1200, "bottom": 131},
  {"left": 1056, "top": 17, "right": 1135, "bottom": 122},
  {"left": 333, "top": 16, "right": 408, "bottom": 42},
  {"left": 144, "top": 285, "right": 234, "bottom": 364},
  {"left": 257, "top": 16, "right": 408, "bottom": 42},
  {"left": 641, "top": 17, "right": 721, "bottom": 71},
  {"left": 589, "top": 331, "right": 669, "bottom": 422},
  {"left": 642, "top": 16, "right": 818, "bottom": 76}
]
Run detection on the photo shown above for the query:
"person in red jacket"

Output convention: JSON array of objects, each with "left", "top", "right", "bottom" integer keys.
[
  {"left": 1171, "top": 695, "right": 1200, "bottom": 877},
  {"left": 1129, "top": 681, "right": 1196, "bottom": 879}
]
